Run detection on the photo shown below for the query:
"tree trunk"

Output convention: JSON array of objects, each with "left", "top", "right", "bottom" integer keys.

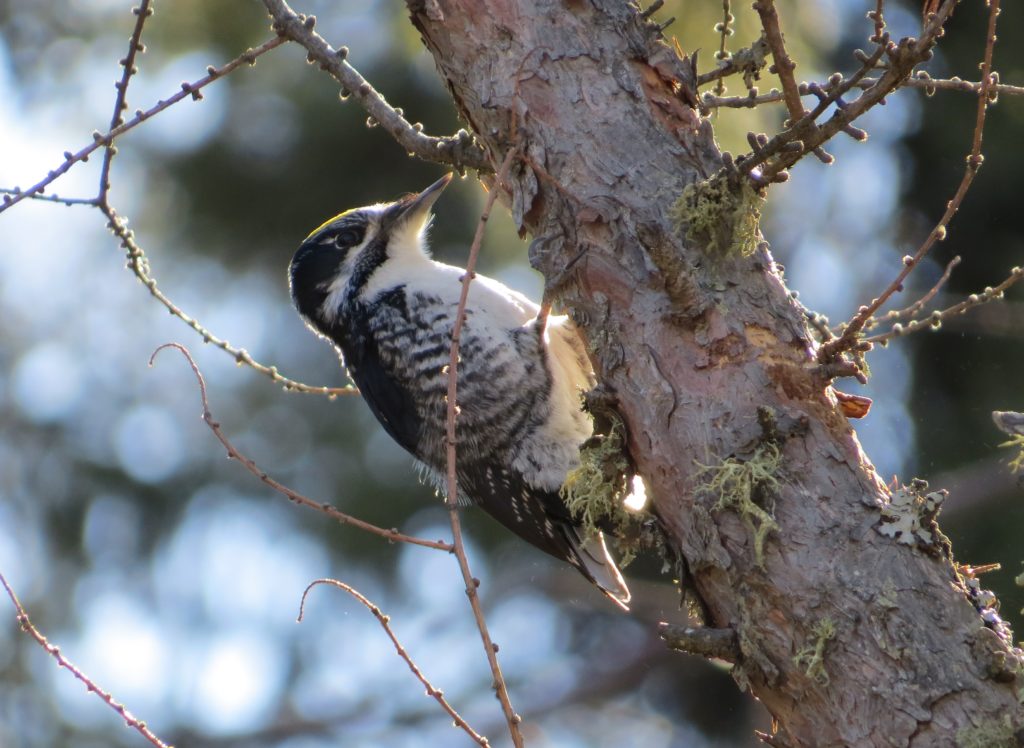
[{"left": 409, "top": 1, "right": 1024, "bottom": 745}]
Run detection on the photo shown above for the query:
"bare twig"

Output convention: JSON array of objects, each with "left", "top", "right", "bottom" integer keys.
[
  {"left": 105, "top": 205, "right": 355, "bottom": 396},
  {"left": 0, "top": 188, "right": 97, "bottom": 206},
  {"left": 1, "top": 31, "right": 342, "bottom": 398},
  {"left": 150, "top": 343, "right": 452, "bottom": 552},
  {"left": 752, "top": 0, "right": 804, "bottom": 123},
  {"left": 713, "top": 1, "right": 734, "bottom": 96},
  {"left": 820, "top": 0, "right": 1001, "bottom": 363},
  {"left": 701, "top": 73, "right": 1024, "bottom": 109},
  {"left": 298, "top": 579, "right": 488, "bottom": 746},
  {"left": 0, "top": 571, "right": 173, "bottom": 748},
  {"left": 260, "top": 0, "right": 489, "bottom": 173},
  {"left": 864, "top": 266, "right": 1024, "bottom": 345},
  {"left": 0, "top": 37, "right": 286, "bottom": 216},
  {"left": 869, "top": 0, "right": 886, "bottom": 45},
  {"left": 738, "top": 0, "right": 957, "bottom": 183},
  {"left": 444, "top": 149, "right": 523, "bottom": 748},
  {"left": 99, "top": 0, "right": 153, "bottom": 203},
  {"left": 863, "top": 255, "right": 961, "bottom": 331}
]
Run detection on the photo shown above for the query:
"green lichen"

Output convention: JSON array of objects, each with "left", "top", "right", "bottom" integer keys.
[
  {"left": 956, "top": 717, "right": 1019, "bottom": 748},
  {"left": 792, "top": 618, "right": 836, "bottom": 685},
  {"left": 561, "top": 411, "right": 646, "bottom": 565},
  {"left": 694, "top": 443, "right": 781, "bottom": 566},
  {"left": 999, "top": 434, "right": 1024, "bottom": 473},
  {"left": 669, "top": 171, "right": 765, "bottom": 257}
]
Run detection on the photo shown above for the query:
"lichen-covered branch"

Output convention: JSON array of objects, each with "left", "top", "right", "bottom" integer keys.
[{"left": 407, "top": 0, "right": 1024, "bottom": 741}]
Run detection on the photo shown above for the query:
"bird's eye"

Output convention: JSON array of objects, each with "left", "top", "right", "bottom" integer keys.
[{"left": 334, "top": 228, "right": 363, "bottom": 249}]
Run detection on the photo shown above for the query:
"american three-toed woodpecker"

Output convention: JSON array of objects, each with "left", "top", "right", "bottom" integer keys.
[{"left": 288, "top": 174, "right": 630, "bottom": 608}]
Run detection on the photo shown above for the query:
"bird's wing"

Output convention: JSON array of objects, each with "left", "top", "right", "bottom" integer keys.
[
  {"left": 341, "top": 289, "right": 424, "bottom": 456},
  {"left": 459, "top": 461, "right": 629, "bottom": 609}
]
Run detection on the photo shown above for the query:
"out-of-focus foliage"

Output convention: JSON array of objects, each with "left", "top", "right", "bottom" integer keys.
[{"left": 0, "top": 1, "right": 1020, "bottom": 747}]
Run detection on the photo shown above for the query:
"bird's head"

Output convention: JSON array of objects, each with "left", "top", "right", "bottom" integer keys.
[{"left": 289, "top": 173, "right": 452, "bottom": 327}]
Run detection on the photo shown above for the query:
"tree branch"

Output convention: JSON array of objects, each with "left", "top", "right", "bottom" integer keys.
[
  {"left": 702, "top": 72, "right": 1024, "bottom": 109},
  {"left": 260, "top": 0, "right": 491, "bottom": 173},
  {"left": 864, "top": 265, "right": 1024, "bottom": 345},
  {"left": 820, "top": 0, "right": 1002, "bottom": 363},
  {"left": 298, "top": 579, "right": 488, "bottom": 746},
  {"left": 444, "top": 150, "right": 523, "bottom": 747},
  {"left": 106, "top": 206, "right": 355, "bottom": 396},
  {"left": 0, "top": 36, "right": 286, "bottom": 216},
  {"left": 737, "top": 0, "right": 958, "bottom": 182},
  {"left": 150, "top": 343, "right": 453, "bottom": 552},
  {"left": 659, "top": 623, "right": 740, "bottom": 663},
  {"left": 98, "top": 0, "right": 153, "bottom": 203},
  {"left": 863, "top": 255, "right": 961, "bottom": 331},
  {"left": 752, "top": 0, "right": 804, "bottom": 124},
  {"left": 0, "top": 571, "right": 172, "bottom": 748}
]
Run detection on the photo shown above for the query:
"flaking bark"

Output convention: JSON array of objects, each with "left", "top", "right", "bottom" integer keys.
[{"left": 408, "top": 1, "right": 1024, "bottom": 744}]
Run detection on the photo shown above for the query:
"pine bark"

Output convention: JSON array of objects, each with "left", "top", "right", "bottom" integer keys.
[{"left": 408, "top": 1, "right": 1024, "bottom": 745}]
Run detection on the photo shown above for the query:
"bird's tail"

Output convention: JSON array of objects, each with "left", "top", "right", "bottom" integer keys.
[{"left": 575, "top": 532, "right": 631, "bottom": 610}]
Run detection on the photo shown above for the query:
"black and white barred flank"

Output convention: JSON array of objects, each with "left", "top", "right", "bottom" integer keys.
[{"left": 289, "top": 175, "right": 630, "bottom": 608}]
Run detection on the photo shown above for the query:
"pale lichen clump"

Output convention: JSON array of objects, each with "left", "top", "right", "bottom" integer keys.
[
  {"left": 669, "top": 171, "right": 765, "bottom": 257},
  {"left": 792, "top": 618, "right": 836, "bottom": 685},
  {"left": 999, "top": 434, "right": 1024, "bottom": 473},
  {"left": 876, "top": 478, "right": 951, "bottom": 557},
  {"left": 561, "top": 412, "right": 647, "bottom": 565},
  {"left": 694, "top": 442, "right": 781, "bottom": 565}
]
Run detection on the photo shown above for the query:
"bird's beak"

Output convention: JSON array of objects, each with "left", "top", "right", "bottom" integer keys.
[{"left": 393, "top": 173, "right": 453, "bottom": 228}]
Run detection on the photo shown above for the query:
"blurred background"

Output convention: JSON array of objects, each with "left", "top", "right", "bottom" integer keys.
[{"left": 0, "top": 1, "right": 1021, "bottom": 746}]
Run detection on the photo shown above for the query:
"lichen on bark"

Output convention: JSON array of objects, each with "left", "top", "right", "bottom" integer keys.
[
  {"left": 669, "top": 171, "right": 765, "bottom": 257},
  {"left": 694, "top": 442, "right": 781, "bottom": 566}
]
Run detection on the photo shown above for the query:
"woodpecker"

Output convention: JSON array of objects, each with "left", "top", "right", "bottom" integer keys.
[{"left": 289, "top": 174, "right": 630, "bottom": 609}]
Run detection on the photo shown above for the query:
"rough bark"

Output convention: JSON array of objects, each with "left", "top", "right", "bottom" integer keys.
[{"left": 408, "top": 1, "right": 1024, "bottom": 745}]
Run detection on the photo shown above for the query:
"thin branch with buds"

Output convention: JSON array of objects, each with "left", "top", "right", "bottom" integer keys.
[
  {"left": 0, "top": 36, "right": 286, "bottom": 216},
  {"left": 863, "top": 255, "right": 961, "bottom": 332},
  {"left": 0, "top": 571, "right": 173, "bottom": 748},
  {"left": 864, "top": 265, "right": 1024, "bottom": 346},
  {"left": 819, "top": 0, "right": 1002, "bottom": 364},
  {"left": 444, "top": 149, "right": 524, "bottom": 747},
  {"left": 298, "top": 579, "right": 489, "bottom": 746},
  {"left": 108, "top": 206, "right": 356, "bottom": 397},
  {"left": 701, "top": 73, "right": 1023, "bottom": 110},
  {"left": 261, "top": 0, "right": 490, "bottom": 173},
  {"left": 98, "top": 0, "right": 153, "bottom": 203},
  {"left": 869, "top": 0, "right": 886, "bottom": 45},
  {"left": 752, "top": 0, "right": 804, "bottom": 124},
  {"left": 0, "top": 6, "right": 344, "bottom": 397},
  {"left": 150, "top": 343, "right": 452, "bottom": 552},
  {"left": 0, "top": 188, "right": 97, "bottom": 206},
  {"left": 736, "top": 0, "right": 958, "bottom": 183}
]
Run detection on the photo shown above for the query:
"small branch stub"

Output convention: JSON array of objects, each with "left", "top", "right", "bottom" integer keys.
[{"left": 659, "top": 623, "right": 740, "bottom": 663}]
